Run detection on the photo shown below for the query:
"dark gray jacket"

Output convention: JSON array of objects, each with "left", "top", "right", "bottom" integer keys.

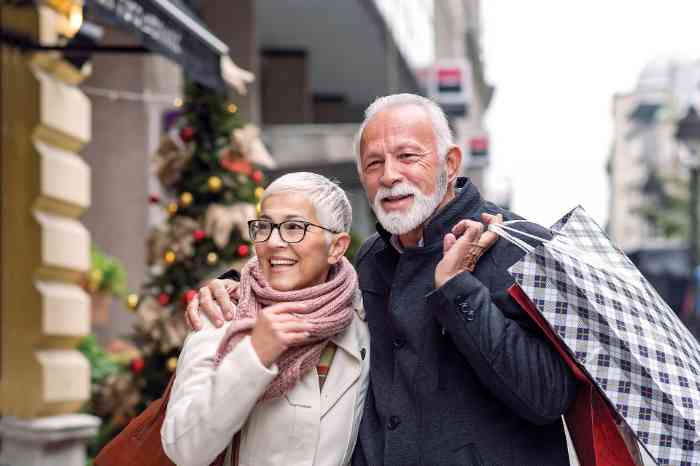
[{"left": 351, "top": 178, "right": 576, "bottom": 466}]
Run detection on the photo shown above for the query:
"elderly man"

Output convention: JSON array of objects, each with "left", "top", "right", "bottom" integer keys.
[{"left": 187, "top": 94, "right": 576, "bottom": 465}]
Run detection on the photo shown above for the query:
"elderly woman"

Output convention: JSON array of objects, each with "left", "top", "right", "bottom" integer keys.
[{"left": 161, "top": 172, "right": 370, "bottom": 466}]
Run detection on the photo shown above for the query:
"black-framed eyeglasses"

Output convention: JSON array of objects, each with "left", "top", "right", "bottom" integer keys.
[{"left": 248, "top": 219, "right": 341, "bottom": 243}]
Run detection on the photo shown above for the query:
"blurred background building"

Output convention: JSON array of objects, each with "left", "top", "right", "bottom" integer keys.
[
  {"left": 608, "top": 58, "right": 700, "bottom": 251},
  {"left": 607, "top": 58, "right": 700, "bottom": 322}
]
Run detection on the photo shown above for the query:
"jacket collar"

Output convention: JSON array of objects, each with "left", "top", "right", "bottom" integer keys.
[
  {"left": 321, "top": 312, "right": 365, "bottom": 417},
  {"left": 375, "top": 177, "right": 483, "bottom": 249},
  {"left": 330, "top": 308, "right": 363, "bottom": 363}
]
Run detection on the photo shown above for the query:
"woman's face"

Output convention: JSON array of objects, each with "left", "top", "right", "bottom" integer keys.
[{"left": 255, "top": 192, "right": 346, "bottom": 291}]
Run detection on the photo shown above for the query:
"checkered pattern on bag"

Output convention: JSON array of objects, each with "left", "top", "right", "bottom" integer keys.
[{"left": 509, "top": 206, "right": 700, "bottom": 466}]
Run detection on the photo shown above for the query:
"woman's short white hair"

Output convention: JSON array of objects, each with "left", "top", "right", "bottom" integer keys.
[
  {"left": 261, "top": 172, "right": 352, "bottom": 236},
  {"left": 352, "top": 93, "right": 456, "bottom": 175}
]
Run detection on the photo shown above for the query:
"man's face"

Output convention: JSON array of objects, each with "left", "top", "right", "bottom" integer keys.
[{"left": 359, "top": 104, "right": 448, "bottom": 234}]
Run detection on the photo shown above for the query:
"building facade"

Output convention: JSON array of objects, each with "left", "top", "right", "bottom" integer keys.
[{"left": 608, "top": 59, "right": 700, "bottom": 251}]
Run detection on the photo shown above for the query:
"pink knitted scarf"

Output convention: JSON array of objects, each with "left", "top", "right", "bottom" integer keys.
[{"left": 213, "top": 256, "right": 358, "bottom": 401}]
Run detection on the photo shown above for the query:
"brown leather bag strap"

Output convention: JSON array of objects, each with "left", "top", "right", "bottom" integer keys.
[
  {"left": 132, "top": 374, "right": 176, "bottom": 441},
  {"left": 232, "top": 432, "right": 241, "bottom": 466},
  {"left": 159, "top": 375, "right": 176, "bottom": 411},
  {"left": 210, "top": 432, "right": 240, "bottom": 466}
]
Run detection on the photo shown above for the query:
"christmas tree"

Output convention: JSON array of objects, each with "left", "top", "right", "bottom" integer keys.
[{"left": 83, "top": 81, "right": 274, "bottom": 457}]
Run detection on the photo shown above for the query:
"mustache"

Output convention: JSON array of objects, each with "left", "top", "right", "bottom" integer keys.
[{"left": 374, "top": 183, "right": 420, "bottom": 203}]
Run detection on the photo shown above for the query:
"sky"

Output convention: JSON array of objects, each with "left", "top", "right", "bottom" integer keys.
[{"left": 481, "top": 1, "right": 700, "bottom": 228}]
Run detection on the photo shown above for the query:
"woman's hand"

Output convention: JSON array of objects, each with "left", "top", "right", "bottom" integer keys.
[
  {"left": 435, "top": 213, "right": 503, "bottom": 289},
  {"left": 250, "top": 302, "right": 313, "bottom": 368}
]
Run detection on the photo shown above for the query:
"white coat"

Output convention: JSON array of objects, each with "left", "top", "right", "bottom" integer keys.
[{"left": 161, "top": 307, "right": 370, "bottom": 466}]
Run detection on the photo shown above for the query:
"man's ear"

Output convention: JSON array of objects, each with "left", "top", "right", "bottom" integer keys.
[
  {"left": 328, "top": 233, "right": 351, "bottom": 264},
  {"left": 445, "top": 146, "right": 463, "bottom": 184}
]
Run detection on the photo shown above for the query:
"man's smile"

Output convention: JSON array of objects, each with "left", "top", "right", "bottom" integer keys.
[{"left": 380, "top": 194, "right": 414, "bottom": 211}]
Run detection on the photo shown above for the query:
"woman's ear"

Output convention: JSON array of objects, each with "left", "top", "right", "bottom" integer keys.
[{"left": 328, "top": 233, "right": 351, "bottom": 264}]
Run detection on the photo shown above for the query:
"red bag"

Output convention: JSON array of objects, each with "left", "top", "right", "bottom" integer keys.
[
  {"left": 95, "top": 374, "right": 235, "bottom": 466},
  {"left": 509, "top": 284, "right": 642, "bottom": 466}
]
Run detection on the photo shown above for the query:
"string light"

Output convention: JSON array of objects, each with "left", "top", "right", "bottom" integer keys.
[{"left": 81, "top": 85, "right": 181, "bottom": 105}]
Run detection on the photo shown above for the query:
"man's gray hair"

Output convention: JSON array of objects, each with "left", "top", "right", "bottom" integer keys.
[
  {"left": 261, "top": 172, "right": 352, "bottom": 235},
  {"left": 352, "top": 93, "right": 456, "bottom": 175}
]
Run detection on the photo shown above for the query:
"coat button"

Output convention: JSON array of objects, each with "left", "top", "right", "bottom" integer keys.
[
  {"left": 458, "top": 300, "right": 475, "bottom": 321},
  {"left": 393, "top": 338, "right": 406, "bottom": 349},
  {"left": 387, "top": 415, "right": 401, "bottom": 430}
]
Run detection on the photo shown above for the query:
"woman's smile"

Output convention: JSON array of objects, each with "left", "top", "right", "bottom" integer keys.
[{"left": 268, "top": 256, "right": 299, "bottom": 271}]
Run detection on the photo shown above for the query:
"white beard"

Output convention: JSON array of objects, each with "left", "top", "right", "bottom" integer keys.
[{"left": 372, "top": 167, "right": 448, "bottom": 235}]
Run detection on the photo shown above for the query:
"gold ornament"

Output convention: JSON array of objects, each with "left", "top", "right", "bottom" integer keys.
[
  {"left": 208, "top": 176, "right": 223, "bottom": 193},
  {"left": 255, "top": 187, "right": 264, "bottom": 200},
  {"left": 87, "top": 269, "right": 103, "bottom": 292},
  {"left": 207, "top": 252, "right": 219, "bottom": 265},
  {"left": 167, "top": 202, "right": 178, "bottom": 216},
  {"left": 179, "top": 191, "right": 193, "bottom": 207},
  {"left": 126, "top": 294, "right": 139, "bottom": 311},
  {"left": 90, "top": 268, "right": 103, "bottom": 282},
  {"left": 227, "top": 103, "right": 237, "bottom": 113},
  {"left": 256, "top": 202, "right": 261, "bottom": 216},
  {"left": 167, "top": 357, "right": 178, "bottom": 372},
  {"left": 164, "top": 250, "right": 176, "bottom": 264}
]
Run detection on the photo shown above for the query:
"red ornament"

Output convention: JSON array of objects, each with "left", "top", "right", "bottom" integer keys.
[
  {"left": 130, "top": 357, "right": 145, "bottom": 374},
  {"left": 221, "top": 158, "right": 253, "bottom": 176},
  {"left": 179, "top": 126, "right": 194, "bottom": 142},
  {"left": 251, "top": 170, "right": 264, "bottom": 184},
  {"left": 182, "top": 289, "right": 197, "bottom": 304},
  {"left": 237, "top": 244, "right": 250, "bottom": 257},
  {"left": 158, "top": 292, "right": 171, "bottom": 306},
  {"left": 148, "top": 193, "right": 161, "bottom": 204},
  {"left": 193, "top": 230, "right": 206, "bottom": 241}
]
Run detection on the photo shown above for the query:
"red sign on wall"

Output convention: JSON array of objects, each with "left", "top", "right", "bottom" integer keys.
[
  {"left": 428, "top": 59, "right": 472, "bottom": 116},
  {"left": 437, "top": 68, "right": 462, "bottom": 93}
]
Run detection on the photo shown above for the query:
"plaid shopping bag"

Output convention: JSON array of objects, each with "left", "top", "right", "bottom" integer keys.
[{"left": 491, "top": 206, "right": 700, "bottom": 466}]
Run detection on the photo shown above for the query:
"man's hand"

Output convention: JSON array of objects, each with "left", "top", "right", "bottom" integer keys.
[
  {"left": 434, "top": 213, "right": 503, "bottom": 289},
  {"left": 185, "top": 279, "right": 239, "bottom": 331},
  {"left": 250, "top": 303, "right": 312, "bottom": 368}
]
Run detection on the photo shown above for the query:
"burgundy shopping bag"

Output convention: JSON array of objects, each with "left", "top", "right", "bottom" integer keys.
[{"left": 509, "top": 283, "right": 639, "bottom": 466}]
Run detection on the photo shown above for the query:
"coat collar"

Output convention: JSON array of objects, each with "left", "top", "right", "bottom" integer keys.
[
  {"left": 330, "top": 309, "right": 364, "bottom": 361},
  {"left": 375, "top": 177, "right": 484, "bottom": 250},
  {"left": 321, "top": 312, "right": 365, "bottom": 417}
]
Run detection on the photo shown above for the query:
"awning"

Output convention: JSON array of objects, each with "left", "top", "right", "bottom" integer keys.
[{"left": 84, "top": 0, "right": 229, "bottom": 89}]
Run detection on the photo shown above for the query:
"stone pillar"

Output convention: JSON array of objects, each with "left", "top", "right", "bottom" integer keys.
[
  {"left": 81, "top": 27, "right": 183, "bottom": 344},
  {"left": 1, "top": 4, "right": 97, "bottom": 461},
  {"left": 0, "top": 415, "right": 100, "bottom": 466}
]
